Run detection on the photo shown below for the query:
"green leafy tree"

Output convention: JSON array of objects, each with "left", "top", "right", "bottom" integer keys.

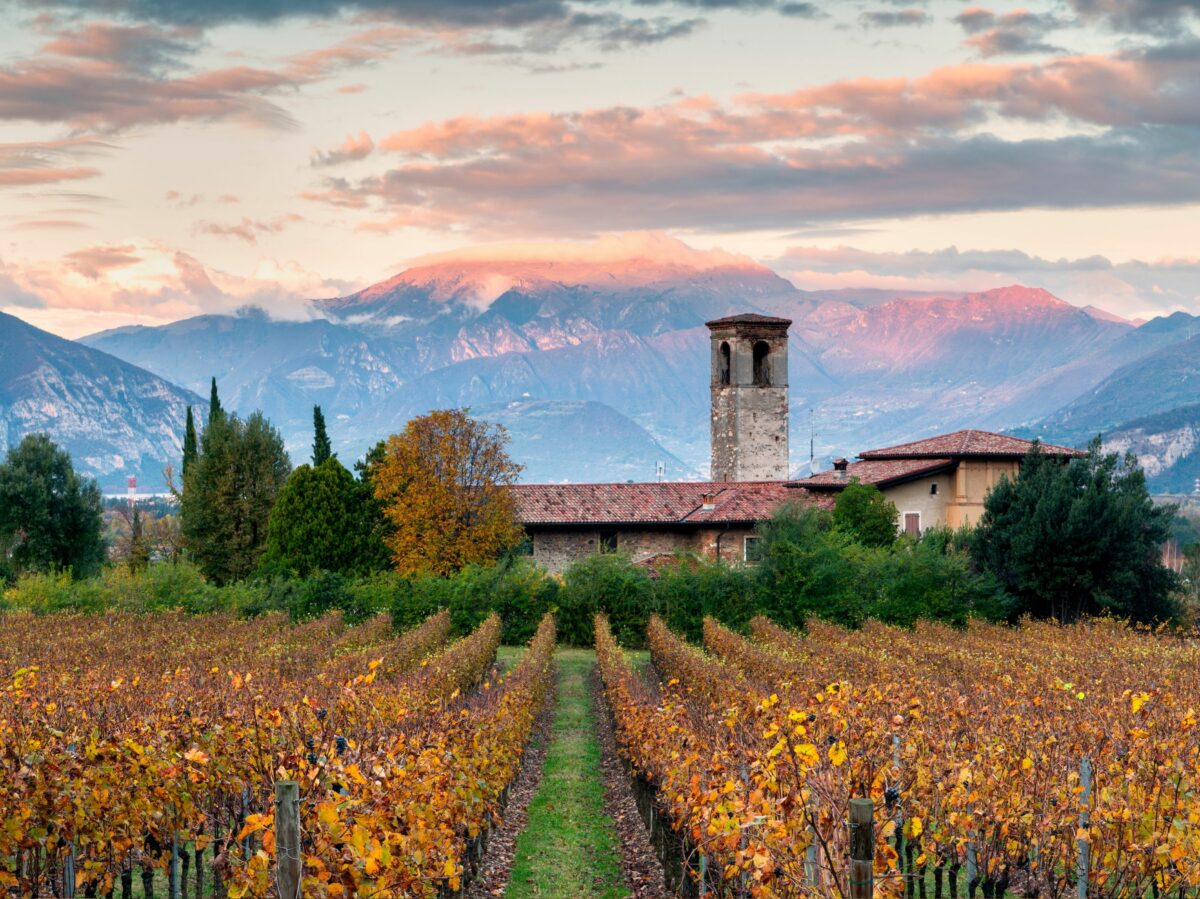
[
  {"left": 312, "top": 405, "right": 333, "bottom": 465},
  {"left": 754, "top": 502, "right": 867, "bottom": 628},
  {"left": 971, "top": 438, "right": 1180, "bottom": 623},
  {"left": 261, "top": 458, "right": 384, "bottom": 576},
  {"left": 182, "top": 405, "right": 198, "bottom": 477},
  {"left": 0, "top": 434, "right": 105, "bottom": 578},
  {"left": 832, "top": 480, "right": 899, "bottom": 547},
  {"left": 181, "top": 410, "right": 291, "bottom": 584},
  {"left": 867, "top": 528, "right": 1009, "bottom": 626}
]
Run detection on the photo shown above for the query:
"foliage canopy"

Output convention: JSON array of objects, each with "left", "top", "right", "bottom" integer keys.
[
  {"left": 0, "top": 434, "right": 105, "bottom": 579},
  {"left": 373, "top": 409, "right": 524, "bottom": 576}
]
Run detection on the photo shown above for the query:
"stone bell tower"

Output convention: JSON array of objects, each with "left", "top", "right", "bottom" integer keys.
[{"left": 706, "top": 313, "right": 791, "bottom": 482}]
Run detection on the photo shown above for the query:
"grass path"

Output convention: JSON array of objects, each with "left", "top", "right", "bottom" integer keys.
[{"left": 504, "top": 648, "right": 631, "bottom": 899}]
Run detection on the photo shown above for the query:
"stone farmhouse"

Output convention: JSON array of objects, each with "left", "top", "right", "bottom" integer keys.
[{"left": 511, "top": 313, "right": 1081, "bottom": 572}]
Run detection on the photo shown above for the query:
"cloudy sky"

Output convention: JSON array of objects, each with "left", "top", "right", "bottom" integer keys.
[{"left": 2, "top": 0, "right": 1199, "bottom": 336}]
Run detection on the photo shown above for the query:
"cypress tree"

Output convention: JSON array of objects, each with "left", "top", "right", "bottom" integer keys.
[
  {"left": 182, "top": 405, "right": 198, "bottom": 478},
  {"left": 208, "top": 377, "right": 223, "bottom": 425},
  {"left": 182, "top": 410, "right": 291, "bottom": 584},
  {"left": 313, "top": 405, "right": 333, "bottom": 465}
]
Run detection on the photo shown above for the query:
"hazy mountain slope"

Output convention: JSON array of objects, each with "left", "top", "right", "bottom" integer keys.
[
  {"left": 83, "top": 308, "right": 405, "bottom": 460},
  {"left": 1, "top": 311, "right": 201, "bottom": 490},
  {"left": 1035, "top": 333, "right": 1200, "bottom": 444},
  {"left": 1103, "top": 403, "right": 1200, "bottom": 494},
  {"left": 982, "top": 311, "right": 1200, "bottom": 430},
  {"left": 474, "top": 399, "right": 693, "bottom": 483}
]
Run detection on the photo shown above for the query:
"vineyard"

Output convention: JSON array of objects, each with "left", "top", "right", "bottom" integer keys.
[
  {"left": 0, "top": 609, "right": 555, "bottom": 898},
  {"left": 598, "top": 614, "right": 1200, "bottom": 898},
  {"left": 7, "top": 608, "right": 1200, "bottom": 899}
]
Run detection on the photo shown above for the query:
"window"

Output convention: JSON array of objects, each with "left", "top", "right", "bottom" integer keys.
[
  {"left": 718, "top": 341, "right": 731, "bottom": 386},
  {"left": 902, "top": 512, "right": 921, "bottom": 537},
  {"left": 598, "top": 530, "right": 618, "bottom": 553},
  {"left": 743, "top": 535, "right": 764, "bottom": 563},
  {"left": 930, "top": 483, "right": 939, "bottom": 496},
  {"left": 752, "top": 341, "right": 771, "bottom": 386}
]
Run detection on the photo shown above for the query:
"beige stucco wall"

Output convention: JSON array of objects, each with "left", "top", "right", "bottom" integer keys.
[
  {"left": 947, "top": 459, "right": 1019, "bottom": 528},
  {"left": 879, "top": 474, "right": 951, "bottom": 532},
  {"left": 879, "top": 461, "right": 1019, "bottom": 532}
]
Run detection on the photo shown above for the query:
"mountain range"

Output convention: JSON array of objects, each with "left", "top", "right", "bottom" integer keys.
[
  {"left": 5, "top": 235, "right": 1199, "bottom": 494},
  {"left": 0, "top": 311, "right": 200, "bottom": 488}
]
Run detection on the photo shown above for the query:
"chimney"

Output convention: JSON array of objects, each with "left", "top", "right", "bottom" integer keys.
[
  {"left": 833, "top": 458, "right": 849, "bottom": 479},
  {"left": 701, "top": 491, "right": 717, "bottom": 511}
]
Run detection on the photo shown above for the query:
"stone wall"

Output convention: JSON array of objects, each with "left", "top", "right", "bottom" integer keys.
[
  {"left": 708, "top": 322, "right": 790, "bottom": 482},
  {"left": 529, "top": 527, "right": 698, "bottom": 574}
]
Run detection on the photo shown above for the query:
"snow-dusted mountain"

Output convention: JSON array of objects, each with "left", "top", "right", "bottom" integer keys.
[{"left": 41, "top": 234, "right": 1194, "bottom": 490}]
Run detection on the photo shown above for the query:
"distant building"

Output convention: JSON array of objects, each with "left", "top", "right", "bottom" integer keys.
[
  {"left": 511, "top": 312, "right": 1082, "bottom": 571},
  {"left": 802, "top": 430, "right": 1084, "bottom": 535},
  {"left": 514, "top": 479, "right": 825, "bottom": 573},
  {"left": 513, "top": 312, "right": 813, "bottom": 572}
]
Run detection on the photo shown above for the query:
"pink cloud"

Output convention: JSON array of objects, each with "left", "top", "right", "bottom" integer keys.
[
  {"left": 0, "top": 138, "right": 107, "bottom": 188},
  {"left": 300, "top": 44, "right": 1200, "bottom": 234},
  {"left": 196, "top": 214, "right": 304, "bottom": 244},
  {"left": 311, "top": 131, "right": 375, "bottom": 167},
  {"left": 0, "top": 23, "right": 416, "bottom": 134},
  {"left": 64, "top": 243, "right": 141, "bottom": 279}
]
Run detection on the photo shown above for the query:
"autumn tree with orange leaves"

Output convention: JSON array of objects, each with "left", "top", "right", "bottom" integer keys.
[{"left": 373, "top": 409, "right": 524, "bottom": 575}]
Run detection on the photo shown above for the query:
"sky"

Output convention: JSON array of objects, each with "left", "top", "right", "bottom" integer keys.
[{"left": 2, "top": 0, "right": 1200, "bottom": 337}]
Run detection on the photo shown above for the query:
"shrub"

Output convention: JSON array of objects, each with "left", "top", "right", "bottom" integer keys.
[{"left": 558, "top": 554, "right": 654, "bottom": 647}]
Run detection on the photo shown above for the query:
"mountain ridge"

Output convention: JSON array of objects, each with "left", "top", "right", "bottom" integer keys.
[
  {"left": 1, "top": 311, "right": 202, "bottom": 491},
  {"left": 50, "top": 238, "right": 1198, "bottom": 490}
]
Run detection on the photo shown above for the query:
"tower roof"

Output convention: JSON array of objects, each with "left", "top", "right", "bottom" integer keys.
[{"left": 705, "top": 312, "right": 792, "bottom": 329}]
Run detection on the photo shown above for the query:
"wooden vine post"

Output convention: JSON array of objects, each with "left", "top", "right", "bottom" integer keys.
[
  {"left": 274, "top": 782, "right": 303, "bottom": 899},
  {"left": 849, "top": 798, "right": 874, "bottom": 899},
  {"left": 1077, "top": 758, "right": 1092, "bottom": 899}
]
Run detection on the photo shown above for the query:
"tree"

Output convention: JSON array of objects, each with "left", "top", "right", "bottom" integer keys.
[
  {"left": 971, "top": 439, "right": 1180, "bottom": 623},
  {"left": 373, "top": 409, "right": 524, "bottom": 576},
  {"left": 181, "top": 410, "right": 291, "bottom": 584},
  {"left": 832, "top": 480, "right": 899, "bottom": 547},
  {"left": 754, "top": 502, "right": 867, "bottom": 629},
  {"left": 261, "top": 458, "right": 385, "bottom": 576},
  {"left": 354, "top": 439, "right": 394, "bottom": 571},
  {"left": 0, "top": 435, "right": 105, "bottom": 578},
  {"left": 182, "top": 406, "right": 198, "bottom": 477},
  {"left": 312, "top": 405, "right": 333, "bottom": 465},
  {"left": 208, "top": 377, "right": 222, "bottom": 425}
]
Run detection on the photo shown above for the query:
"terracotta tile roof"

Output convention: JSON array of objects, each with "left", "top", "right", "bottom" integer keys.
[
  {"left": 705, "top": 313, "right": 792, "bottom": 328},
  {"left": 512, "top": 480, "right": 823, "bottom": 526},
  {"left": 859, "top": 429, "right": 1083, "bottom": 460},
  {"left": 803, "top": 458, "right": 956, "bottom": 490}
]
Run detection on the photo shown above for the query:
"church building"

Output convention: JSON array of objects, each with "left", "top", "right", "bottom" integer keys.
[{"left": 511, "top": 312, "right": 1082, "bottom": 572}]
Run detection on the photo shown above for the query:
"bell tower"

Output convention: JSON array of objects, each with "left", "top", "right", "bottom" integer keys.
[{"left": 706, "top": 313, "right": 791, "bottom": 482}]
